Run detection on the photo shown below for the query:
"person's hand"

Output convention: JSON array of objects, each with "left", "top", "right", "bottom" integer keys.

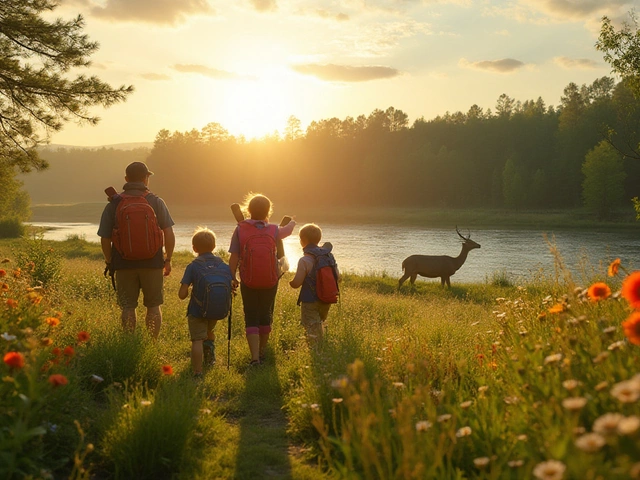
[
  {"left": 163, "top": 259, "right": 172, "bottom": 276},
  {"left": 232, "top": 278, "right": 239, "bottom": 294}
]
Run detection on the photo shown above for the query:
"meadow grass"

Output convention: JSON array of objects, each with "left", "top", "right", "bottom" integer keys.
[{"left": 0, "top": 237, "right": 638, "bottom": 479}]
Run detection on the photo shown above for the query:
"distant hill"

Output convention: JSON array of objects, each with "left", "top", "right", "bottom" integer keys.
[{"left": 40, "top": 142, "right": 153, "bottom": 151}]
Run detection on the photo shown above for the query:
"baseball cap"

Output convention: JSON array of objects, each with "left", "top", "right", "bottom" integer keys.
[{"left": 125, "top": 162, "right": 154, "bottom": 180}]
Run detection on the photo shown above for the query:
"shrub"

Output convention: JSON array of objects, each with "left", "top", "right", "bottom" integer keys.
[
  {"left": 0, "top": 218, "right": 25, "bottom": 239},
  {"left": 14, "top": 236, "right": 62, "bottom": 288}
]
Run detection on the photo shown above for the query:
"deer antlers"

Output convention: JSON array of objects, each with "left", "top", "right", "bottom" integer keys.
[{"left": 455, "top": 226, "right": 471, "bottom": 241}]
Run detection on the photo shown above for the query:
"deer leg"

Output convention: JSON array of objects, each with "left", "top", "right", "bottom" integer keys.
[
  {"left": 410, "top": 274, "right": 417, "bottom": 285},
  {"left": 445, "top": 277, "right": 451, "bottom": 288},
  {"left": 440, "top": 277, "right": 446, "bottom": 287},
  {"left": 398, "top": 273, "right": 410, "bottom": 288}
]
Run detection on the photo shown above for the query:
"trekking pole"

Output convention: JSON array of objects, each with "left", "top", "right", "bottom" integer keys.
[{"left": 227, "top": 295, "right": 233, "bottom": 371}]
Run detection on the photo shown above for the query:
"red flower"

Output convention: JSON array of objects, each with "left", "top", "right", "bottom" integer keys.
[
  {"left": 0, "top": 269, "right": 5, "bottom": 277},
  {"left": 1, "top": 283, "right": 7, "bottom": 292},
  {"left": 162, "top": 364, "right": 173, "bottom": 375},
  {"left": 622, "top": 312, "right": 640, "bottom": 345},
  {"left": 63, "top": 346, "right": 74, "bottom": 357},
  {"left": 48, "top": 374, "right": 68, "bottom": 387},
  {"left": 3, "top": 351, "right": 25, "bottom": 369},
  {"left": 587, "top": 282, "right": 611, "bottom": 302},
  {"left": 608, "top": 258, "right": 621, "bottom": 277},
  {"left": 6, "top": 299, "right": 18, "bottom": 308},
  {"left": 622, "top": 271, "right": 640, "bottom": 309},
  {"left": 77, "top": 331, "right": 90, "bottom": 343},
  {"left": 51, "top": 347, "right": 61, "bottom": 357}
]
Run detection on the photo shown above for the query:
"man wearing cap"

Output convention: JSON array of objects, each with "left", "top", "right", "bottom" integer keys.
[{"left": 98, "top": 162, "right": 175, "bottom": 338}]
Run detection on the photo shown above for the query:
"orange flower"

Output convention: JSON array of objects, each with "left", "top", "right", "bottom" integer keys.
[
  {"left": 3, "top": 351, "right": 25, "bottom": 369},
  {"left": 1, "top": 283, "right": 8, "bottom": 292},
  {"left": 45, "top": 317, "right": 60, "bottom": 327},
  {"left": 162, "top": 364, "right": 174, "bottom": 375},
  {"left": 548, "top": 303, "right": 567, "bottom": 314},
  {"left": 0, "top": 269, "right": 5, "bottom": 277},
  {"left": 622, "top": 312, "right": 640, "bottom": 345},
  {"left": 63, "top": 346, "right": 74, "bottom": 357},
  {"left": 588, "top": 282, "right": 611, "bottom": 302},
  {"left": 27, "top": 292, "right": 42, "bottom": 305},
  {"left": 77, "top": 331, "right": 90, "bottom": 343},
  {"left": 41, "top": 337, "right": 53, "bottom": 347},
  {"left": 51, "top": 347, "right": 61, "bottom": 357},
  {"left": 6, "top": 299, "right": 17, "bottom": 308},
  {"left": 48, "top": 374, "right": 68, "bottom": 387},
  {"left": 622, "top": 271, "right": 640, "bottom": 309},
  {"left": 608, "top": 258, "right": 621, "bottom": 277},
  {"left": 12, "top": 268, "right": 20, "bottom": 278}
]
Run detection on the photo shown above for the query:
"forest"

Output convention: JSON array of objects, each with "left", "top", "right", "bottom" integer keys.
[{"left": 25, "top": 76, "right": 640, "bottom": 219}]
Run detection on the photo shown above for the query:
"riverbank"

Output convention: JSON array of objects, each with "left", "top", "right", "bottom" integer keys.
[{"left": 29, "top": 203, "right": 640, "bottom": 231}]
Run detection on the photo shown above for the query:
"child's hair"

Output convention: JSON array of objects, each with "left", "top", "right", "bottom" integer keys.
[
  {"left": 299, "top": 223, "right": 322, "bottom": 245},
  {"left": 242, "top": 192, "right": 273, "bottom": 220},
  {"left": 192, "top": 227, "right": 216, "bottom": 253}
]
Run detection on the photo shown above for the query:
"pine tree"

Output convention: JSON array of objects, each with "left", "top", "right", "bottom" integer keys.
[{"left": 0, "top": 0, "right": 133, "bottom": 172}]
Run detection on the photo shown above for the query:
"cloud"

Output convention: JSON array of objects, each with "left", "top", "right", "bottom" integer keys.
[
  {"left": 90, "top": 0, "right": 213, "bottom": 25},
  {"left": 494, "top": 29, "right": 511, "bottom": 36},
  {"left": 140, "top": 73, "right": 171, "bottom": 80},
  {"left": 459, "top": 58, "right": 526, "bottom": 73},
  {"left": 291, "top": 63, "right": 400, "bottom": 82},
  {"left": 249, "top": 0, "right": 277, "bottom": 12},
  {"left": 553, "top": 56, "right": 599, "bottom": 69},
  {"left": 297, "top": 8, "right": 350, "bottom": 21},
  {"left": 171, "top": 64, "right": 255, "bottom": 80},
  {"left": 521, "top": 0, "right": 629, "bottom": 20}
]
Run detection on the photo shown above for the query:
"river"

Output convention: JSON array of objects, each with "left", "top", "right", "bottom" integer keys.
[{"left": 28, "top": 222, "right": 640, "bottom": 284}]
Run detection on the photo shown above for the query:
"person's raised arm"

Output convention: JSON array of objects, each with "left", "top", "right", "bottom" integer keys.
[{"left": 163, "top": 226, "right": 175, "bottom": 276}]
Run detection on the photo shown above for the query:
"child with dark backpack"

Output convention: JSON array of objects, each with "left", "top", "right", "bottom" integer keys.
[
  {"left": 179, "top": 228, "right": 233, "bottom": 377},
  {"left": 228, "top": 193, "right": 295, "bottom": 366},
  {"left": 289, "top": 224, "right": 340, "bottom": 346}
]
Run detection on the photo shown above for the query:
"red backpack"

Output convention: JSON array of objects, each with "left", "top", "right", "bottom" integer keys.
[
  {"left": 238, "top": 222, "right": 278, "bottom": 289},
  {"left": 312, "top": 252, "right": 339, "bottom": 303},
  {"left": 112, "top": 193, "right": 164, "bottom": 260}
]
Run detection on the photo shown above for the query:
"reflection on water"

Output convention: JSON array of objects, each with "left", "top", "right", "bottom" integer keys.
[{"left": 29, "top": 222, "right": 640, "bottom": 284}]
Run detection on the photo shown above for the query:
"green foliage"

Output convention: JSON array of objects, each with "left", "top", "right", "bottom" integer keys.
[
  {"left": 0, "top": 0, "right": 133, "bottom": 172},
  {"left": 14, "top": 236, "right": 62, "bottom": 288},
  {"left": 597, "top": 13, "right": 640, "bottom": 97},
  {"left": 0, "top": 219, "right": 26, "bottom": 239},
  {"left": 582, "top": 141, "right": 627, "bottom": 219}
]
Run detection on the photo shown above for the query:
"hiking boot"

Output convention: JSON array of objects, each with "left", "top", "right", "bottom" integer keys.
[{"left": 203, "top": 340, "right": 216, "bottom": 366}]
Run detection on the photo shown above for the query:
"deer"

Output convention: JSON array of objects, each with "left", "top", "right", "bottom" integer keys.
[{"left": 398, "top": 227, "right": 481, "bottom": 288}]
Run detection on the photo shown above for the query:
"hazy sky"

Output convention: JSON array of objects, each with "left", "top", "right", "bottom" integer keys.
[{"left": 51, "top": 0, "right": 639, "bottom": 145}]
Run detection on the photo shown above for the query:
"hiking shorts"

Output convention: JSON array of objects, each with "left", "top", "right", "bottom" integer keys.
[
  {"left": 187, "top": 315, "right": 217, "bottom": 341},
  {"left": 115, "top": 268, "right": 164, "bottom": 308},
  {"left": 301, "top": 301, "right": 330, "bottom": 328},
  {"left": 240, "top": 283, "right": 277, "bottom": 329}
]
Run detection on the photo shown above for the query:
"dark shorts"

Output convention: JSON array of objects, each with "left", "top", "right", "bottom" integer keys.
[{"left": 240, "top": 283, "right": 278, "bottom": 328}]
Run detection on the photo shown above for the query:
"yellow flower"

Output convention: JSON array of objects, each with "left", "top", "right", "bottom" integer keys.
[{"left": 608, "top": 258, "right": 621, "bottom": 276}]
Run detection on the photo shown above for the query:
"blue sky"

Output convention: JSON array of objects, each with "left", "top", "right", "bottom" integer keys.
[{"left": 51, "top": 0, "right": 640, "bottom": 145}]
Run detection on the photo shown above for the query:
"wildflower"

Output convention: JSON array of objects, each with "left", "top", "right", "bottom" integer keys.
[
  {"left": 573, "top": 426, "right": 586, "bottom": 435},
  {"left": 622, "top": 271, "right": 640, "bottom": 309},
  {"left": 437, "top": 414, "right": 451, "bottom": 423},
  {"left": 574, "top": 433, "right": 606, "bottom": 453},
  {"left": 508, "top": 460, "right": 524, "bottom": 468},
  {"left": 310, "top": 404, "right": 320, "bottom": 411},
  {"left": 473, "top": 457, "right": 490, "bottom": 468},
  {"left": 3, "top": 351, "right": 25, "bottom": 369},
  {"left": 478, "top": 385, "right": 488, "bottom": 393},
  {"left": 1, "top": 283, "right": 8, "bottom": 291},
  {"left": 593, "top": 413, "right": 624, "bottom": 435},
  {"left": 415, "top": 420, "right": 432, "bottom": 432},
  {"left": 622, "top": 312, "right": 640, "bottom": 345},
  {"left": 1, "top": 332, "right": 16, "bottom": 341},
  {"left": 77, "top": 331, "right": 90, "bottom": 343},
  {"left": 331, "top": 376, "right": 349, "bottom": 389},
  {"left": 140, "top": 400, "right": 152, "bottom": 406},
  {"left": 592, "top": 351, "right": 610, "bottom": 364},
  {"left": 63, "top": 346, "right": 74, "bottom": 357},
  {"left": 562, "top": 379, "right": 581, "bottom": 391},
  {"left": 161, "top": 365, "right": 173, "bottom": 375},
  {"left": 90, "top": 375, "right": 104, "bottom": 384},
  {"left": 533, "top": 459, "right": 566, "bottom": 480},
  {"left": 517, "top": 434, "right": 528, "bottom": 441},
  {"left": 332, "top": 398, "right": 343, "bottom": 404},
  {"left": 12, "top": 268, "right": 20, "bottom": 278},
  {"left": 48, "top": 374, "right": 68, "bottom": 387},
  {"left": 608, "top": 340, "right": 625, "bottom": 351},
  {"left": 45, "top": 317, "right": 60, "bottom": 327},
  {"left": 562, "top": 397, "right": 587, "bottom": 411},
  {"left": 544, "top": 353, "right": 562, "bottom": 365},
  {"left": 504, "top": 396, "right": 519, "bottom": 405},
  {"left": 608, "top": 258, "right": 621, "bottom": 276},
  {"left": 617, "top": 415, "right": 640, "bottom": 435},
  {"left": 40, "top": 337, "right": 52, "bottom": 346},
  {"left": 602, "top": 326, "right": 616, "bottom": 335},
  {"left": 51, "top": 347, "right": 61, "bottom": 357},
  {"left": 595, "top": 381, "right": 609, "bottom": 391},
  {"left": 611, "top": 380, "right": 640, "bottom": 403},
  {"left": 0, "top": 269, "right": 5, "bottom": 277},
  {"left": 460, "top": 400, "right": 472, "bottom": 409},
  {"left": 392, "top": 382, "right": 405, "bottom": 388},
  {"left": 456, "top": 426, "right": 472, "bottom": 437},
  {"left": 548, "top": 303, "right": 566, "bottom": 314},
  {"left": 200, "top": 408, "right": 211, "bottom": 414},
  {"left": 6, "top": 299, "right": 18, "bottom": 308},
  {"left": 27, "top": 292, "right": 42, "bottom": 305},
  {"left": 587, "top": 282, "right": 611, "bottom": 302}
]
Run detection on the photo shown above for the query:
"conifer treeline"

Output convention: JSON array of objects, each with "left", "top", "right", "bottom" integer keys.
[{"left": 149, "top": 77, "right": 640, "bottom": 211}]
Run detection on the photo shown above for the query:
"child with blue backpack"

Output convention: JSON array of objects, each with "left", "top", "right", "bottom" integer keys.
[
  {"left": 179, "top": 227, "right": 233, "bottom": 376},
  {"left": 289, "top": 223, "right": 340, "bottom": 345},
  {"left": 228, "top": 193, "right": 295, "bottom": 366}
]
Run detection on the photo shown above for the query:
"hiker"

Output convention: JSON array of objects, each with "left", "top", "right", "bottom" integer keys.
[
  {"left": 98, "top": 162, "right": 175, "bottom": 338},
  {"left": 289, "top": 223, "right": 340, "bottom": 345},
  {"left": 179, "top": 227, "right": 233, "bottom": 377},
  {"left": 228, "top": 193, "right": 295, "bottom": 366}
]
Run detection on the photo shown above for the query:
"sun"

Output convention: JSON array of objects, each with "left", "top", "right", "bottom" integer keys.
[{"left": 217, "top": 69, "right": 297, "bottom": 139}]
